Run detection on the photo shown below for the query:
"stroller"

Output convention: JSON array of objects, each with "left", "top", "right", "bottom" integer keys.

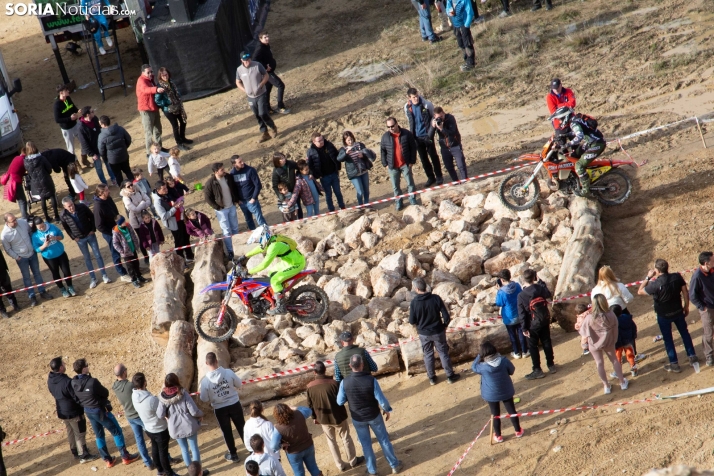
[{"left": 23, "top": 175, "right": 46, "bottom": 214}]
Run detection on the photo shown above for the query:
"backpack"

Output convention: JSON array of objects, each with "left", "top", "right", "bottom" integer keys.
[
  {"left": 574, "top": 113, "right": 598, "bottom": 133},
  {"left": 529, "top": 296, "right": 551, "bottom": 326},
  {"left": 271, "top": 235, "right": 298, "bottom": 256}
]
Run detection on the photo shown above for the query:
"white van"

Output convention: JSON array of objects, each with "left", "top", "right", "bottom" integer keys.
[{"left": 0, "top": 49, "right": 23, "bottom": 160}]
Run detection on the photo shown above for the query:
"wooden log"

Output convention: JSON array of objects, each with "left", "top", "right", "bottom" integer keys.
[
  {"left": 401, "top": 322, "right": 511, "bottom": 375},
  {"left": 150, "top": 252, "right": 187, "bottom": 346},
  {"left": 190, "top": 240, "right": 225, "bottom": 313},
  {"left": 196, "top": 337, "right": 231, "bottom": 385},
  {"left": 163, "top": 321, "right": 196, "bottom": 390},
  {"left": 237, "top": 348, "right": 401, "bottom": 403},
  {"left": 551, "top": 197, "right": 604, "bottom": 332}
]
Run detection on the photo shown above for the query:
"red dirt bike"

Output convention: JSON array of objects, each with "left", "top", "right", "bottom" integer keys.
[
  {"left": 498, "top": 137, "right": 644, "bottom": 210},
  {"left": 194, "top": 261, "right": 329, "bottom": 343}
]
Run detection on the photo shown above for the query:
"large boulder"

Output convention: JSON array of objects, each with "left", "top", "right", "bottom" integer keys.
[
  {"left": 483, "top": 191, "right": 518, "bottom": 219},
  {"left": 324, "top": 277, "right": 353, "bottom": 302},
  {"left": 361, "top": 232, "right": 380, "bottom": 250},
  {"left": 378, "top": 251, "right": 406, "bottom": 275},
  {"left": 405, "top": 251, "right": 425, "bottom": 279},
  {"left": 234, "top": 319, "right": 269, "bottom": 347},
  {"left": 431, "top": 269, "right": 462, "bottom": 285},
  {"left": 342, "top": 304, "right": 369, "bottom": 323},
  {"left": 402, "top": 205, "right": 435, "bottom": 225},
  {"left": 338, "top": 258, "right": 371, "bottom": 282},
  {"left": 163, "top": 320, "right": 195, "bottom": 390},
  {"left": 438, "top": 200, "right": 463, "bottom": 221},
  {"left": 368, "top": 297, "right": 397, "bottom": 319},
  {"left": 483, "top": 251, "right": 526, "bottom": 276},
  {"left": 448, "top": 255, "right": 484, "bottom": 283},
  {"left": 462, "top": 193, "right": 485, "bottom": 209},
  {"left": 371, "top": 213, "right": 405, "bottom": 238},
  {"left": 370, "top": 267, "right": 402, "bottom": 297},
  {"left": 344, "top": 215, "right": 371, "bottom": 249},
  {"left": 296, "top": 236, "right": 315, "bottom": 254},
  {"left": 432, "top": 281, "right": 467, "bottom": 304},
  {"left": 150, "top": 252, "right": 188, "bottom": 345}
]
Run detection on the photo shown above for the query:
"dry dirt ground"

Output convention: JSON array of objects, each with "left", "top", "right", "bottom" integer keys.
[{"left": 2, "top": 0, "right": 714, "bottom": 474}]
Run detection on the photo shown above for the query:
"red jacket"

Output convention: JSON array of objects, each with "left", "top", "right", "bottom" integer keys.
[
  {"left": 546, "top": 87, "right": 576, "bottom": 114},
  {"left": 136, "top": 75, "right": 158, "bottom": 112},
  {"left": 1, "top": 154, "right": 26, "bottom": 202}
]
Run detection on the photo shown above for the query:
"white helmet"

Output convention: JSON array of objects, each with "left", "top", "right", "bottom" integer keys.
[{"left": 247, "top": 224, "right": 272, "bottom": 249}]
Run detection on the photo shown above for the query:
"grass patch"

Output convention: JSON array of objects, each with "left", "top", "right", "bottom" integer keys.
[
  {"left": 558, "top": 9, "right": 580, "bottom": 21},
  {"left": 566, "top": 30, "right": 596, "bottom": 49}
]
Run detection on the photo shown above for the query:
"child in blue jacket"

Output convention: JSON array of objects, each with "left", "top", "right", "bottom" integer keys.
[
  {"left": 471, "top": 340, "right": 523, "bottom": 443},
  {"left": 494, "top": 270, "right": 527, "bottom": 358}
]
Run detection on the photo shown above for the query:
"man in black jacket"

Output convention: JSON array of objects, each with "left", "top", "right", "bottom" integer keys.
[
  {"left": 43, "top": 148, "right": 78, "bottom": 200},
  {"left": 404, "top": 88, "right": 443, "bottom": 187},
  {"left": 307, "top": 132, "right": 345, "bottom": 212},
  {"left": 517, "top": 269, "right": 555, "bottom": 380},
  {"left": 98, "top": 115, "right": 134, "bottom": 183},
  {"left": 204, "top": 162, "right": 241, "bottom": 260},
  {"left": 230, "top": 155, "right": 267, "bottom": 230},
  {"left": 60, "top": 196, "right": 111, "bottom": 288},
  {"left": 252, "top": 31, "right": 290, "bottom": 114},
  {"left": 47, "top": 357, "right": 99, "bottom": 463},
  {"left": 380, "top": 117, "right": 418, "bottom": 211},
  {"left": 70, "top": 358, "right": 139, "bottom": 467},
  {"left": 0, "top": 248, "right": 18, "bottom": 318},
  {"left": 53, "top": 84, "right": 92, "bottom": 168},
  {"left": 429, "top": 107, "right": 468, "bottom": 182},
  {"left": 409, "top": 278, "right": 460, "bottom": 385},
  {"left": 78, "top": 106, "right": 117, "bottom": 186},
  {"left": 93, "top": 184, "right": 130, "bottom": 280}
]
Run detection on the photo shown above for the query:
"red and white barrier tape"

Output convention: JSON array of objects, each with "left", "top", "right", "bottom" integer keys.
[
  {"left": 493, "top": 397, "right": 655, "bottom": 419},
  {"left": 1, "top": 428, "right": 64, "bottom": 447},
  {"left": 446, "top": 419, "right": 491, "bottom": 476}
]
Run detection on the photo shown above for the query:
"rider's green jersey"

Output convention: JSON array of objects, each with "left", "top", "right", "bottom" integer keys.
[{"left": 246, "top": 238, "right": 304, "bottom": 275}]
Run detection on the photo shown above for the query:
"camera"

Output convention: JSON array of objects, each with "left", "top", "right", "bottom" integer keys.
[{"left": 435, "top": 117, "right": 443, "bottom": 126}]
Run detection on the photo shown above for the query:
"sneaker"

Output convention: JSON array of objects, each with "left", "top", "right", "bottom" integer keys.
[
  {"left": 110, "top": 179, "right": 119, "bottom": 187},
  {"left": 631, "top": 368, "right": 639, "bottom": 377},
  {"left": 89, "top": 279, "right": 98, "bottom": 289},
  {"left": 515, "top": 429, "right": 525, "bottom": 438},
  {"left": 460, "top": 63, "right": 474, "bottom": 72},
  {"left": 523, "top": 351, "right": 531, "bottom": 358},
  {"left": 147, "top": 463, "right": 156, "bottom": 470},
  {"left": 99, "top": 46, "right": 107, "bottom": 55},
  {"left": 61, "top": 288, "right": 70, "bottom": 298},
  {"left": 67, "top": 286, "right": 77, "bottom": 297},
  {"left": 690, "top": 355, "right": 700, "bottom": 366},
  {"left": 609, "top": 372, "right": 618, "bottom": 379},
  {"left": 499, "top": 9, "right": 511, "bottom": 17},
  {"left": 635, "top": 353, "right": 647, "bottom": 363},
  {"left": 120, "top": 275, "right": 132, "bottom": 283},
  {"left": 258, "top": 131, "right": 272, "bottom": 143},
  {"left": 182, "top": 138, "right": 194, "bottom": 144},
  {"left": 604, "top": 384, "right": 611, "bottom": 395},
  {"left": 425, "top": 178, "right": 436, "bottom": 188},
  {"left": 429, "top": 376, "right": 438, "bottom": 386},
  {"left": 395, "top": 200, "right": 404, "bottom": 212},
  {"left": 525, "top": 369, "right": 545, "bottom": 380},
  {"left": 473, "top": 15, "right": 485, "bottom": 24},
  {"left": 138, "top": 276, "right": 148, "bottom": 283},
  {"left": 548, "top": 365, "right": 557, "bottom": 374},
  {"left": 102, "top": 275, "right": 112, "bottom": 284},
  {"left": 80, "top": 452, "right": 99, "bottom": 463},
  {"left": 106, "top": 37, "right": 113, "bottom": 47},
  {"left": 278, "top": 107, "right": 291, "bottom": 114},
  {"left": 493, "top": 435, "right": 504, "bottom": 443},
  {"left": 409, "top": 197, "right": 419, "bottom": 206},
  {"left": 39, "top": 291, "right": 53, "bottom": 300},
  {"left": 664, "top": 363, "right": 681, "bottom": 373},
  {"left": 30, "top": 296, "right": 38, "bottom": 307},
  {"left": 185, "top": 257, "right": 195, "bottom": 264},
  {"left": 447, "top": 373, "right": 461, "bottom": 384},
  {"left": 122, "top": 453, "right": 140, "bottom": 465},
  {"left": 351, "top": 456, "right": 366, "bottom": 468},
  {"left": 620, "top": 378, "right": 629, "bottom": 390},
  {"left": 132, "top": 280, "right": 142, "bottom": 288},
  {"left": 105, "top": 456, "right": 118, "bottom": 468},
  {"left": 225, "top": 453, "right": 240, "bottom": 463},
  {"left": 582, "top": 349, "right": 590, "bottom": 356},
  {"left": 707, "top": 357, "right": 714, "bottom": 367},
  {"left": 429, "top": 36, "right": 442, "bottom": 44},
  {"left": 512, "top": 352, "right": 521, "bottom": 359},
  {"left": 391, "top": 462, "right": 404, "bottom": 474}
]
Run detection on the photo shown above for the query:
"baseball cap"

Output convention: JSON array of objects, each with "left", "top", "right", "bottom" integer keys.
[
  {"left": 339, "top": 331, "right": 353, "bottom": 342},
  {"left": 551, "top": 78, "right": 562, "bottom": 89},
  {"left": 240, "top": 52, "right": 251, "bottom": 60}
]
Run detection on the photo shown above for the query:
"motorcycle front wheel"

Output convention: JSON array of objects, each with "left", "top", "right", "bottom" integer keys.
[
  {"left": 287, "top": 284, "right": 329, "bottom": 324},
  {"left": 194, "top": 303, "right": 238, "bottom": 343},
  {"left": 498, "top": 172, "right": 541, "bottom": 211},
  {"left": 592, "top": 169, "right": 632, "bottom": 206}
]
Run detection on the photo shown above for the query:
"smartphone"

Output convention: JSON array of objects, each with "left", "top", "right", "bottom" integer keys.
[{"left": 496, "top": 278, "right": 502, "bottom": 287}]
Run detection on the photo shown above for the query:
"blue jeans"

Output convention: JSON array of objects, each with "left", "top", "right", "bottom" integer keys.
[
  {"left": 215, "top": 205, "right": 239, "bottom": 254},
  {"left": 176, "top": 434, "right": 200, "bottom": 467},
  {"left": 238, "top": 200, "right": 267, "bottom": 231},
  {"left": 411, "top": 0, "right": 437, "bottom": 41},
  {"left": 85, "top": 410, "right": 125, "bottom": 461},
  {"left": 101, "top": 232, "right": 127, "bottom": 276},
  {"left": 76, "top": 234, "right": 108, "bottom": 281},
  {"left": 92, "top": 14, "right": 110, "bottom": 46},
  {"left": 350, "top": 173, "right": 370, "bottom": 205},
  {"left": 388, "top": 165, "right": 417, "bottom": 205},
  {"left": 506, "top": 324, "right": 529, "bottom": 355},
  {"left": 286, "top": 445, "right": 321, "bottom": 476},
  {"left": 94, "top": 157, "right": 116, "bottom": 185},
  {"left": 320, "top": 173, "right": 345, "bottom": 212},
  {"left": 353, "top": 415, "right": 400, "bottom": 474},
  {"left": 304, "top": 203, "right": 318, "bottom": 217},
  {"left": 127, "top": 417, "right": 153, "bottom": 467},
  {"left": 657, "top": 312, "right": 696, "bottom": 364},
  {"left": 16, "top": 254, "right": 46, "bottom": 298}
]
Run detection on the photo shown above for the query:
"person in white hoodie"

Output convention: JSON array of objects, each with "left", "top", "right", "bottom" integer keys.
[
  {"left": 245, "top": 435, "right": 286, "bottom": 476},
  {"left": 132, "top": 373, "right": 177, "bottom": 476},
  {"left": 199, "top": 352, "right": 245, "bottom": 464},
  {"left": 243, "top": 401, "right": 278, "bottom": 460}
]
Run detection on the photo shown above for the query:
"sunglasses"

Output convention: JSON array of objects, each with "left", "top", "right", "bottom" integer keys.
[{"left": 387, "top": 124, "right": 398, "bottom": 129}]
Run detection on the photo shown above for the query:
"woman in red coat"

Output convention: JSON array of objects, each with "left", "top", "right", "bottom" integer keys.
[{"left": 0, "top": 149, "right": 29, "bottom": 218}]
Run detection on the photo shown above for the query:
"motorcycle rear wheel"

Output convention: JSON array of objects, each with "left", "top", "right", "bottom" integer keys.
[
  {"left": 498, "top": 172, "right": 541, "bottom": 211},
  {"left": 593, "top": 169, "right": 632, "bottom": 206},
  {"left": 287, "top": 284, "right": 329, "bottom": 324},
  {"left": 194, "top": 303, "right": 238, "bottom": 343}
]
